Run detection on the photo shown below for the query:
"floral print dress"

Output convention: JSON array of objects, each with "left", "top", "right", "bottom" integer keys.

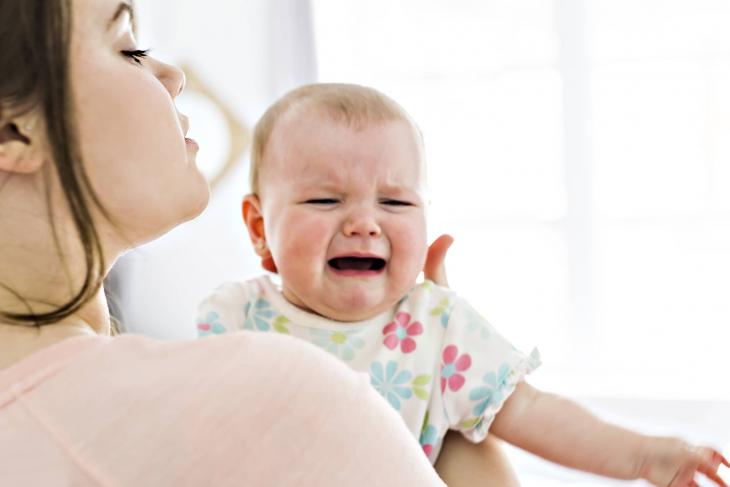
[{"left": 197, "top": 276, "right": 540, "bottom": 464}]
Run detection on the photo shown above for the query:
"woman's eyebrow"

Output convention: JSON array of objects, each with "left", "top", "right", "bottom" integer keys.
[{"left": 106, "top": 2, "right": 135, "bottom": 31}]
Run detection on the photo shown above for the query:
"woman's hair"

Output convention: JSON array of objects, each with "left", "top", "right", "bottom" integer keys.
[
  {"left": 0, "top": 0, "right": 107, "bottom": 325},
  {"left": 249, "top": 83, "right": 423, "bottom": 195}
]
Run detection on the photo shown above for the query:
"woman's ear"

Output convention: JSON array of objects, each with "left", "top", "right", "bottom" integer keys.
[
  {"left": 0, "top": 114, "right": 47, "bottom": 174},
  {"left": 242, "top": 194, "right": 278, "bottom": 273}
]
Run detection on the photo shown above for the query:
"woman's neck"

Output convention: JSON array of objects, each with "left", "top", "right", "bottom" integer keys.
[
  {"left": 0, "top": 171, "right": 116, "bottom": 369},
  {"left": 0, "top": 291, "right": 111, "bottom": 370}
]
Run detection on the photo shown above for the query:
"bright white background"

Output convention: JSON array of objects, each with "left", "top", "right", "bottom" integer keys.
[
  {"left": 115, "top": 1, "right": 730, "bottom": 484},
  {"left": 311, "top": 0, "right": 730, "bottom": 402}
]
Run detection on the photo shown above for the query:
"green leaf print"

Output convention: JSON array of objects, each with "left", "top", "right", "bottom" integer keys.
[
  {"left": 429, "top": 298, "right": 452, "bottom": 327},
  {"left": 458, "top": 417, "right": 482, "bottom": 430},
  {"left": 429, "top": 297, "right": 450, "bottom": 316},
  {"left": 412, "top": 374, "right": 432, "bottom": 400},
  {"left": 272, "top": 315, "right": 290, "bottom": 334}
]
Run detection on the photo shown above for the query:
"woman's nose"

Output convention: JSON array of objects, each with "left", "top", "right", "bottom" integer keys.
[
  {"left": 154, "top": 59, "right": 186, "bottom": 99},
  {"left": 343, "top": 212, "right": 382, "bottom": 237}
]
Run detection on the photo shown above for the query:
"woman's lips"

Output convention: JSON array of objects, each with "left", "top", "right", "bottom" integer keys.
[{"left": 185, "top": 137, "right": 199, "bottom": 151}]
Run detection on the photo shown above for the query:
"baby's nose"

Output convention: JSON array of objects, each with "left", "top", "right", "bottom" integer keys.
[{"left": 343, "top": 213, "right": 381, "bottom": 237}]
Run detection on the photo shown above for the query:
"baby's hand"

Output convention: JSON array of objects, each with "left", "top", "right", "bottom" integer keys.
[{"left": 639, "top": 437, "right": 728, "bottom": 487}]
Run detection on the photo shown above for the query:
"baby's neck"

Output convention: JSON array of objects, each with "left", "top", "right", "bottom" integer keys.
[{"left": 279, "top": 280, "right": 417, "bottom": 323}]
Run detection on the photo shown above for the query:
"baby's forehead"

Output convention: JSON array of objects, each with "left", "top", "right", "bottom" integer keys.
[
  {"left": 280, "top": 103, "right": 419, "bottom": 137},
  {"left": 271, "top": 106, "right": 424, "bottom": 157},
  {"left": 259, "top": 112, "right": 426, "bottom": 190},
  {"left": 276, "top": 113, "right": 422, "bottom": 163}
]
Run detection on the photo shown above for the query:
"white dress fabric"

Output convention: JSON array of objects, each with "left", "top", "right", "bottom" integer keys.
[{"left": 198, "top": 276, "right": 540, "bottom": 463}]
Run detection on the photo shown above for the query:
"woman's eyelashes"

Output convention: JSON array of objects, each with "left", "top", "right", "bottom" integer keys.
[{"left": 121, "top": 48, "right": 151, "bottom": 66}]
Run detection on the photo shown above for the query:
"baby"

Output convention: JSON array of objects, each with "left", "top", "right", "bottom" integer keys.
[{"left": 197, "top": 83, "right": 727, "bottom": 486}]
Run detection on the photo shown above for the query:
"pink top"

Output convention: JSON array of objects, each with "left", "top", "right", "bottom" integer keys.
[{"left": 0, "top": 332, "right": 444, "bottom": 486}]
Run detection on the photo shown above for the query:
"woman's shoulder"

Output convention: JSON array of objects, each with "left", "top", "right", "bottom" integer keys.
[
  {"left": 90, "top": 333, "right": 440, "bottom": 485},
  {"left": 3, "top": 331, "right": 360, "bottom": 405},
  {"left": 107, "top": 331, "right": 355, "bottom": 382},
  {"left": 1, "top": 333, "right": 444, "bottom": 486}
]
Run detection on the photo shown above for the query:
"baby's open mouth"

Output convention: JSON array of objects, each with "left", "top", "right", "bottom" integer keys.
[{"left": 328, "top": 256, "right": 386, "bottom": 271}]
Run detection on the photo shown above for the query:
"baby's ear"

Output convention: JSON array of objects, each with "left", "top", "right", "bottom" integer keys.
[
  {"left": 242, "top": 194, "right": 266, "bottom": 254},
  {"left": 242, "top": 194, "right": 278, "bottom": 274}
]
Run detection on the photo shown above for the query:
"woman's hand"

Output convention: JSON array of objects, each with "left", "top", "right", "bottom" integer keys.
[
  {"left": 639, "top": 437, "right": 728, "bottom": 487},
  {"left": 423, "top": 234, "right": 454, "bottom": 286}
]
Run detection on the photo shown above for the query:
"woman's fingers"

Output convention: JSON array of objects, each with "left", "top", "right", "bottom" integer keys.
[{"left": 424, "top": 234, "right": 454, "bottom": 287}]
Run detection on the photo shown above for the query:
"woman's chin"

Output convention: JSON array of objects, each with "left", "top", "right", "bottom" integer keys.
[
  {"left": 183, "top": 179, "right": 211, "bottom": 221},
  {"left": 114, "top": 185, "right": 211, "bottom": 249}
]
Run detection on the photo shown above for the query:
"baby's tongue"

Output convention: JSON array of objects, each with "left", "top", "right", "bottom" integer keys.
[{"left": 337, "top": 257, "right": 374, "bottom": 270}]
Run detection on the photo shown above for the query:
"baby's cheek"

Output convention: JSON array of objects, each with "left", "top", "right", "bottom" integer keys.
[
  {"left": 391, "top": 224, "right": 428, "bottom": 279},
  {"left": 274, "top": 213, "right": 330, "bottom": 264}
]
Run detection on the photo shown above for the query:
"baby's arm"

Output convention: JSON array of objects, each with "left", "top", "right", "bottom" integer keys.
[
  {"left": 435, "top": 432, "right": 520, "bottom": 486},
  {"left": 491, "top": 382, "right": 728, "bottom": 486}
]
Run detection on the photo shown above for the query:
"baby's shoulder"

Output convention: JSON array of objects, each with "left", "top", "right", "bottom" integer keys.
[
  {"left": 402, "top": 280, "right": 461, "bottom": 312},
  {"left": 202, "top": 275, "right": 271, "bottom": 306},
  {"left": 197, "top": 275, "right": 281, "bottom": 335},
  {"left": 206, "top": 276, "right": 270, "bottom": 301}
]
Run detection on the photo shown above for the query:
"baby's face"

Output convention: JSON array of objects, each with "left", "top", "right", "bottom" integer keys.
[{"left": 257, "top": 113, "right": 428, "bottom": 322}]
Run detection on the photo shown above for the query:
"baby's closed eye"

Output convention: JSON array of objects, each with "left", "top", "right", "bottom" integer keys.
[
  {"left": 379, "top": 199, "right": 415, "bottom": 207},
  {"left": 303, "top": 198, "right": 339, "bottom": 205}
]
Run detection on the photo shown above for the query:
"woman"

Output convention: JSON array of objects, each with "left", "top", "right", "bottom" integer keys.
[{"left": 0, "top": 0, "right": 517, "bottom": 485}]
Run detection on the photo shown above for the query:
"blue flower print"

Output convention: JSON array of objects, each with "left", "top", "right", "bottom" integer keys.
[
  {"left": 419, "top": 411, "right": 439, "bottom": 457},
  {"left": 196, "top": 311, "right": 226, "bottom": 336},
  {"left": 370, "top": 361, "right": 413, "bottom": 410},
  {"left": 468, "top": 363, "right": 511, "bottom": 417},
  {"left": 243, "top": 299, "right": 276, "bottom": 331},
  {"left": 464, "top": 305, "right": 491, "bottom": 339},
  {"left": 420, "top": 424, "right": 438, "bottom": 457},
  {"left": 310, "top": 328, "right": 365, "bottom": 362}
]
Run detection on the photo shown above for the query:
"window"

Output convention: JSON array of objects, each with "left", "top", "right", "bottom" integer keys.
[{"left": 312, "top": 0, "right": 730, "bottom": 398}]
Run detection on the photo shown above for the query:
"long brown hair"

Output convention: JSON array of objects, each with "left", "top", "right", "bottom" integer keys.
[{"left": 0, "top": 0, "right": 107, "bottom": 325}]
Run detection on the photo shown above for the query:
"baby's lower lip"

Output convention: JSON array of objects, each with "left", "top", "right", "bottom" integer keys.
[{"left": 327, "top": 267, "right": 384, "bottom": 278}]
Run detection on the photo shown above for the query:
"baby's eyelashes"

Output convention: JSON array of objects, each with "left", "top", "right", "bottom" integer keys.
[
  {"left": 379, "top": 199, "right": 414, "bottom": 207},
  {"left": 303, "top": 198, "right": 339, "bottom": 205},
  {"left": 299, "top": 198, "right": 419, "bottom": 209}
]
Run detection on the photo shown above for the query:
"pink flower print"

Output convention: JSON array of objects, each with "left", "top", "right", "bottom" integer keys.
[
  {"left": 382, "top": 312, "right": 423, "bottom": 354},
  {"left": 197, "top": 311, "right": 226, "bottom": 337},
  {"left": 440, "top": 345, "right": 471, "bottom": 393}
]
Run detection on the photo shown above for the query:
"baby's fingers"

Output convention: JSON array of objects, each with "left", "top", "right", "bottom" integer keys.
[
  {"left": 698, "top": 448, "right": 728, "bottom": 487},
  {"left": 702, "top": 470, "right": 727, "bottom": 487}
]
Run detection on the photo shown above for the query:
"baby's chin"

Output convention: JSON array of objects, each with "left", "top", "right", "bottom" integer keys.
[
  {"left": 317, "top": 307, "right": 391, "bottom": 323},
  {"left": 311, "top": 293, "right": 402, "bottom": 323}
]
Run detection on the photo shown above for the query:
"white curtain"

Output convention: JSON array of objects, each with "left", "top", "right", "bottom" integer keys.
[{"left": 311, "top": 0, "right": 730, "bottom": 400}]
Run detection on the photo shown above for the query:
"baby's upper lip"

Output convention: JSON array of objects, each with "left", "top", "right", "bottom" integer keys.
[{"left": 329, "top": 252, "right": 386, "bottom": 260}]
